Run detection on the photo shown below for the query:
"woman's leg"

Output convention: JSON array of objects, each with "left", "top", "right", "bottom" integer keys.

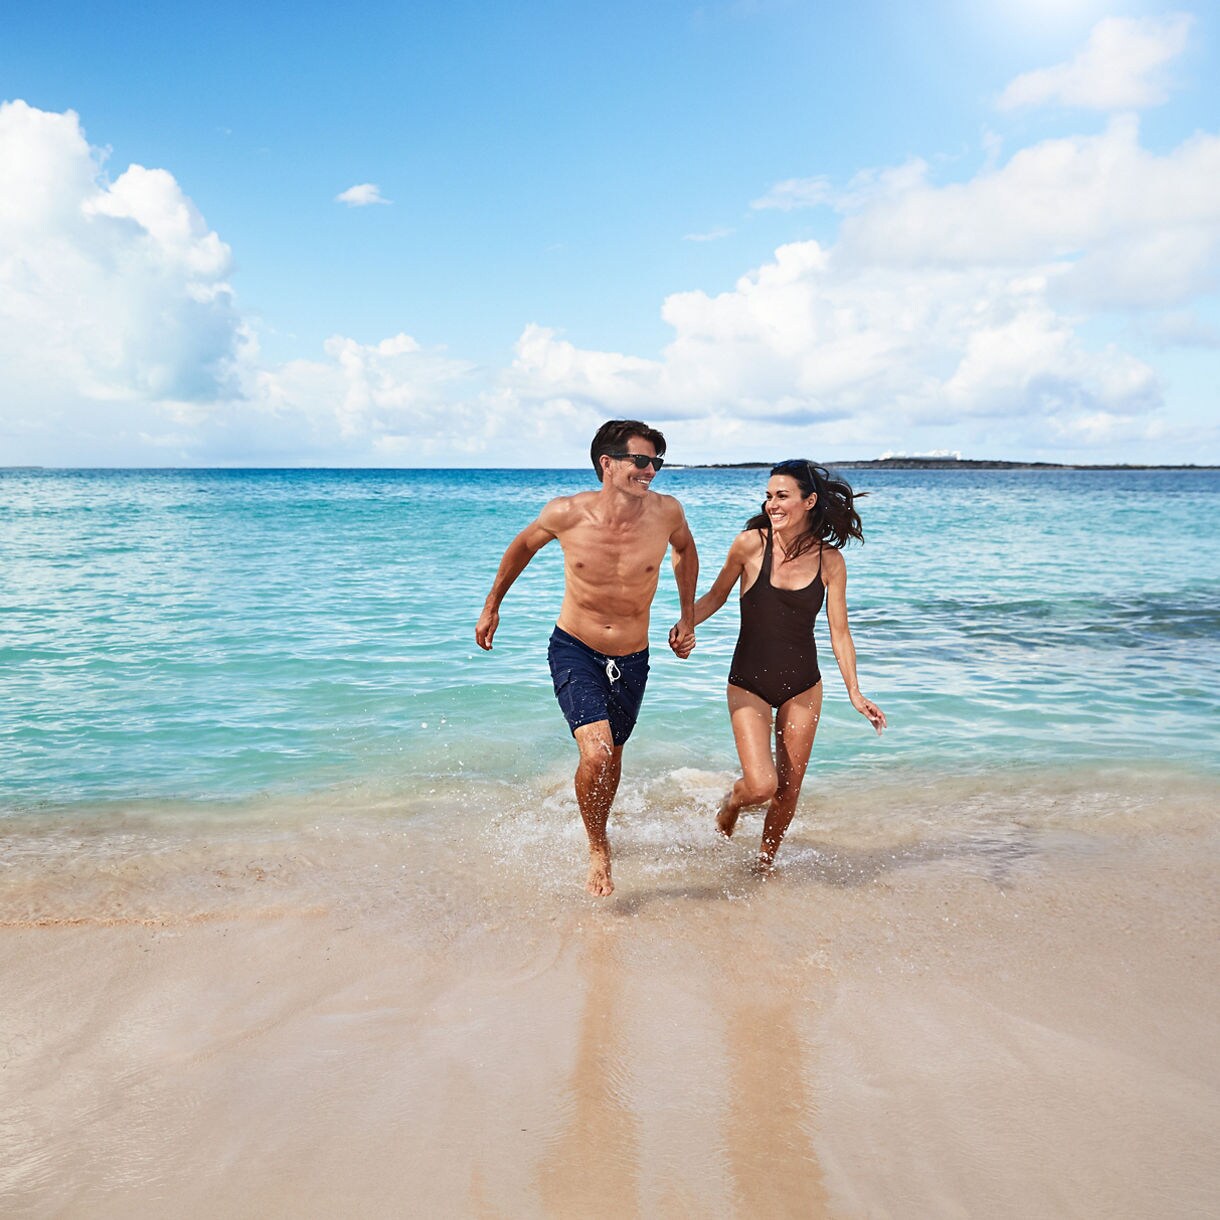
[
  {"left": 758, "top": 682, "right": 823, "bottom": 866},
  {"left": 717, "top": 685, "right": 779, "bottom": 837}
]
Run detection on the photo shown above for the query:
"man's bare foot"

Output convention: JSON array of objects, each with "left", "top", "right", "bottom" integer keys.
[
  {"left": 751, "top": 851, "right": 777, "bottom": 877},
  {"left": 586, "top": 847, "right": 614, "bottom": 897},
  {"left": 715, "top": 794, "right": 739, "bottom": 839}
]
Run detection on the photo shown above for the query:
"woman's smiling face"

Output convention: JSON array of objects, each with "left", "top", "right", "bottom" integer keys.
[{"left": 764, "top": 474, "right": 815, "bottom": 531}]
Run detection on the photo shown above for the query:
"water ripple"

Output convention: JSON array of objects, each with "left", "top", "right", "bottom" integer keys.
[{"left": 2, "top": 467, "right": 1217, "bottom": 808}]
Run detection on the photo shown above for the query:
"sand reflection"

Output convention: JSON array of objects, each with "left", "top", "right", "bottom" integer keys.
[
  {"left": 723, "top": 987, "right": 829, "bottom": 1216},
  {"left": 537, "top": 923, "right": 640, "bottom": 1214},
  {"left": 535, "top": 896, "right": 833, "bottom": 1217}
]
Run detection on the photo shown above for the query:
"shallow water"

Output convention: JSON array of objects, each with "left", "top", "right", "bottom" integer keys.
[
  {"left": 2, "top": 761, "right": 1214, "bottom": 933},
  {"left": 3, "top": 466, "right": 1218, "bottom": 810}
]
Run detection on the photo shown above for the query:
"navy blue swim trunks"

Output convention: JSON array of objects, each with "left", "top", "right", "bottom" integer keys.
[{"left": 547, "top": 626, "right": 650, "bottom": 746}]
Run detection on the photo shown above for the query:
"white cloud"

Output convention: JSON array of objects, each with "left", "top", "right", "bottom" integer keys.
[
  {"left": 1, "top": 99, "right": 1215, "bottom": 467},
  {"left": 752, "top": 161, "right": 929, "bottom": 215},
  {"left": 834, "top": 116, "right": 1220, "bottom": 308},
  {"left": 0, "top": 99, "right": 242, "bottom": 407},
  {"left": 254, "top": 333, "right": 478, "bottom": 449},
  {"left": 335, "top": 183, "right": 390, "bottom": 207},
  {"left": 506, "top": 112, "right": 1220, "bottom": 461},
  {"left": 751, "top": 176, "right": 833, "bottom": 211},
  {"left": 998, "top": 13, "right": 1193, "bottom": 112},
  {"left": 0, "top": 102, "right": 490, "bottom": 465},
  {"left": 15, "top": 330, "right": 498, "bottom": 467},
  {"left": 507, "top": 252, "right": 1161, "bottom": 459}
]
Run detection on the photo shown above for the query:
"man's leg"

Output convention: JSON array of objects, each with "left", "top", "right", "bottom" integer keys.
[{"left": 573, "top": 720, "right": 623, "bottom": 897}]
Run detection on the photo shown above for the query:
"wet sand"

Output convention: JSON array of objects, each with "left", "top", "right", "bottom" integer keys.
[{"left": 2, "top": 790, "right": 1218, "bottom": 1218}]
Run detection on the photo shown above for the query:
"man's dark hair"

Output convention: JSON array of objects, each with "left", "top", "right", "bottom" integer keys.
[{"left": 589, "top": 420, "right": 667, "bottom": 481}]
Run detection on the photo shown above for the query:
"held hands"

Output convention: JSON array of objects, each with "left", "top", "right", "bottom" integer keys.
[
  {"left": 474, "top": 606, "right": 499, "bottom": 651},
  {"left": 850, "top": 690, "right": 887, "bottom": 734},
  {"left": 668, "top": 618, "right": 696, "bottom": 659}
]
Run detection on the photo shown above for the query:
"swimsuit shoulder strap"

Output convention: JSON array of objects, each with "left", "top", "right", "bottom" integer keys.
[{"left": 760, "top": 529, "right": 774, "bottom": 578}]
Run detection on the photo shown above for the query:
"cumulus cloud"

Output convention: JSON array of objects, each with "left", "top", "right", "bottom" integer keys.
[
  {"left": 0, "top": 101, "right": 490, "bottom": 465},
  {"left": 2, "top": 95, "right": 1215, "bottom": 467},
  {"left": 0, "top": 99, "right": 243, "bottom": 407},
  {"left": 833, "top": 116, "right": 1220, "bottom": 307},
  {"left": 251, "top": 333, "right": 481, "bottom": 456},
  {"left": 335, "top": 183, "right": 390, "bottom": 207},
  {"left": 506, "top": 108, "right": 1220, "bottom": 460},
  {"left": 999, "top": 13, "right": 1193, "bottom": 112},
  {"left": 508, "top": 251, "right": 1160, "bottom": 458}
]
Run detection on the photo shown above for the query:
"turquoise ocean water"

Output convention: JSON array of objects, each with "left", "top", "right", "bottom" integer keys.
[{"left": 3, "top": 465, "right": 1217, "bottom": 821}]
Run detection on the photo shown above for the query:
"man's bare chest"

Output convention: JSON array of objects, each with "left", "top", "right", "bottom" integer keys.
[{"left": 561, "top": 521, "right": 669, "bottom": 582}]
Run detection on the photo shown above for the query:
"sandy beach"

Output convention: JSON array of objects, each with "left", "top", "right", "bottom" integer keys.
[{"left": 3, "top": 778, "right": 1217, "bottom": 1219}]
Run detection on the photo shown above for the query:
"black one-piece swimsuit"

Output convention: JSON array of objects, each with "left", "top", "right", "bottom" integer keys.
[{"left": 728, "top": 532, "right": 824, "bottom": 708}]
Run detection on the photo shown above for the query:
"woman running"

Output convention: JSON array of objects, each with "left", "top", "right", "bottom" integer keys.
[{"left": 685, "top": 459, "right": 885, "bottom": 868}]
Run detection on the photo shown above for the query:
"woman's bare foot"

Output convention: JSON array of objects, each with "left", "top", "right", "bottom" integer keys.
[
  {"left": 715, "top": 793, "right": 740, "bottom": 839},
  {"left": 586, "top": 846, "right": 614, "bottom": 896}
]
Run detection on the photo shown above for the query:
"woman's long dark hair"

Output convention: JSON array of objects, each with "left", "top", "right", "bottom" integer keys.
[{"left": 745, "top": 460, "right": 865, "bottom": 556}]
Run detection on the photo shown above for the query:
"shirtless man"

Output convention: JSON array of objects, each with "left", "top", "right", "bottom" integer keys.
[{"left": 475, "top": 420, "right": 698, "bottom": 896}]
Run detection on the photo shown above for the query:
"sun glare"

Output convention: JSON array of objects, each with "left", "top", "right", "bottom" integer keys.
[{"left": 995, "top": 0, "right": 1133, "bottom": 27}]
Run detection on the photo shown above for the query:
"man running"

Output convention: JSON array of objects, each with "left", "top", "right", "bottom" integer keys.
[{"left": 475, "top": 420, "right": 698, "bottom": 896}]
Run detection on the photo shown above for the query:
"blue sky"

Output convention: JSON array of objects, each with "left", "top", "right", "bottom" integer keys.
[{"left": 1, "top": 0, "right": 1217, "bottom": 466}]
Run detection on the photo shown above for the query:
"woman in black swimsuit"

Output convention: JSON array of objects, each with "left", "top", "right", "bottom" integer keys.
[{"left": 685, "top": 460, "right": 885, "bottom": 868}]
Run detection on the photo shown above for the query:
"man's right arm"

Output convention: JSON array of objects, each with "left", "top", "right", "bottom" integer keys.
[
  {"left": 666, "top": 501, "right": 699, "bottom": 659},
  {"left": 474, "top": 513, "right": 560, "bottom": 650}
]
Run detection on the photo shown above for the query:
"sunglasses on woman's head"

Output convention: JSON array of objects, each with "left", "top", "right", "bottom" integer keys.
[
  {"left": 774, "top": 459, "right": 817, "bottom": 482},
  {"left": 607, "top": 452, "right": 665, "bottom": 470}
]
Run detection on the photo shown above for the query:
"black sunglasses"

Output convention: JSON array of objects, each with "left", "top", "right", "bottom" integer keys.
[
  {"left": 606, "top": 452, "right": 665, "bottom": 470},
  {"left": 773, "top": 458, "right": 818, "bottom": 484}
]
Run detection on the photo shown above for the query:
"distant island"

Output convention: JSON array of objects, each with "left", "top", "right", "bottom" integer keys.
[{"left": 687, "top": 457, "right": 1217, "bottom": 471}]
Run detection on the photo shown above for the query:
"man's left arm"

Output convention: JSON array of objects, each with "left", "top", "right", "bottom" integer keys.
[{"left": 666, "top": 503, "right": 699, "bottom": 659}]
